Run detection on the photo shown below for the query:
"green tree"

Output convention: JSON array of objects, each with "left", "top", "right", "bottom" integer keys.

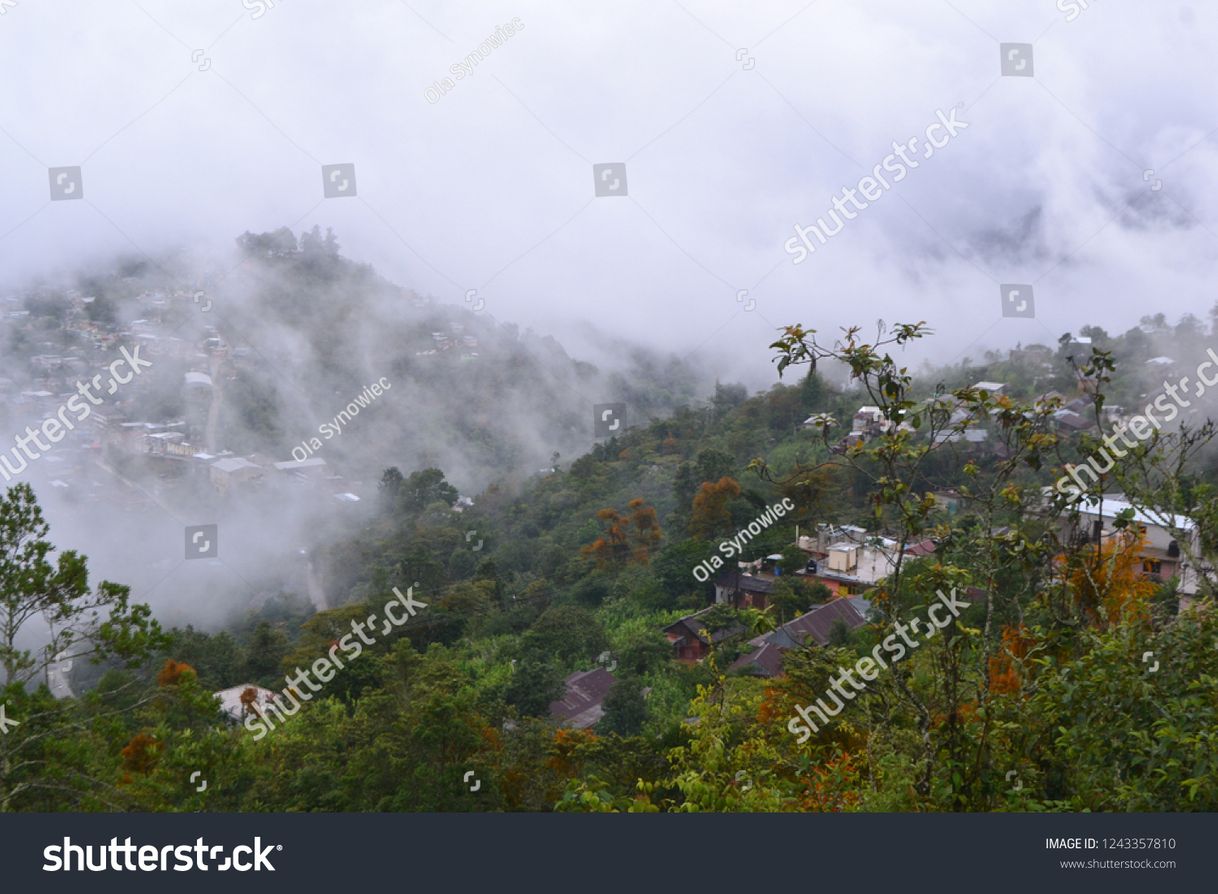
[
  {"left": 523, "top": 605, "right": 607, "bottom": 667},
  {"left": 599, "top": 674, "right": 647, "bottom": 736},
  {"left": 0, "top": 483, "right": 162, "bottom": 686},
  {"left": 505, "top": 657, "right": 564, "bottom": 717},
  {"left": 378, "top": 466, "right": 404, "bottom": 512},
  {"left": 241, "top": 622, "right": 288, "bottom": 685},
  {"left": 695, "top": 448, "right": 735, "bottom": 485},
  {"left": 0, "top": 484, "right": 163, "bottom": 811},
  {"left": 400, "top": 468, "right": 458, "bottom": 513}
]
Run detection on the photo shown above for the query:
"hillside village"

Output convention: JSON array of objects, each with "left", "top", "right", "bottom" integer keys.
[
  {"left": 4, "top": 259, "right": 1218, "bottom": 814},
  {"left": 275, "top": 312, "right": 1214, "bottom": 739},
  {"left": 0, "top": 284, "right": 493, "bottom": 517}
]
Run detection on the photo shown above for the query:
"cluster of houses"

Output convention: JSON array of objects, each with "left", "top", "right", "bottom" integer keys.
[
  {"left": 659, "top": 525, "right": 922, "bottom": 680},
  {"left": 103, "top": 417, "right": 365, "bottom": 505},
  {"left": 0, "top": 287, "right": 370, "bottom": 506},
  {"left": 796, "top": 525, "right": 936, "bottom": 596},
  {"left": 219, "top": 485, "right": 1210, "bottom": 734},
  {"left": 804, "top": 375, "right": 1151, "bottom": 456},
  {"left": 649, "top": 487, "right": 1211, "bottom": 696},
  {"left": 414, "top": 322, "right": 479, "bottom": 359},
  {"left": 659, "top": 594, "right": 872, "bottom": 679}
]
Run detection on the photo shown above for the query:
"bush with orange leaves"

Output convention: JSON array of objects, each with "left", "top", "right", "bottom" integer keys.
[
  {"left": 689, "top": 476, "right": 741, "bottom": 539},
  {"left": 798, "top": 750, "right": 863, "bottom": 812},
  {"left": 988, "top": 625, "right": 1035, "bottom": 694},
  {"left": 1065, "top": 530, "right": 1157, "bottom": 627},
  {"left": 758, "top": 683, "right": 865, "bottom": 811},
  {"left": 120, "top": 732, "right": 162, "bottom": 775},
  {"left": 155, "top": 659, "right": 197, "bottom": 687},
  {"left": 547, "top": 727, "right": 600, "bottom": 778},
  {"left": 238, "top": 685, "right": 261, "bottom": 717},
  {"left": 581, "top": 499, "right": 663, "bottom": 566}
]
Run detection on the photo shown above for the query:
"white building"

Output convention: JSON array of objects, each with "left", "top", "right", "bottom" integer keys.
[
  {"left": 213, "top": 684, "right": 278, "bottom": 723},
  {"left": 1059, "top": 493, "right": 1209, "bottom": 606}
]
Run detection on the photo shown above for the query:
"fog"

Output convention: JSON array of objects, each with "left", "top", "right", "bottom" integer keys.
[
  {"left": 2, "top": 0, "right": 1215, "bottom": 384},
  {"left": 2, "top": 0, "right": 1217, "bottom": 636}
]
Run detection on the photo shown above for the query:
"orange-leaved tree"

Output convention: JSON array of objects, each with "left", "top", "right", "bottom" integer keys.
[
  {"left": 1066, "top": 530, "right": 1156, "bottom": 627},
  {"left": 581, "top": 498, "right": 663, "bottom": 566},
  {"left": 689, "top": 476, "right": 741, "bottom": 539}
]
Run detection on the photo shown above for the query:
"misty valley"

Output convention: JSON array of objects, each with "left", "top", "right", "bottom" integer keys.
[{"left": 2, "top": 228, "right": 1218, "bottom": 815}]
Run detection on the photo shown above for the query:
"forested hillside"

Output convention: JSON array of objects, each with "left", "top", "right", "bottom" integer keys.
[{"left": 3, "top": 313, "right": 1218, "bottom": 812}]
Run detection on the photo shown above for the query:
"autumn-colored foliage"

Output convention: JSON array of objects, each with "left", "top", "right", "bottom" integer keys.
[
  {"left": 156, "top": 658, "right": 197, "bottom": 687},
  {"left": 1067, "top": 531, "right": 1157, "bottom": 626},
  {"left": 689, "top": 476, "right": 741, "bottom": 539},
  {"left": 547, "top": 727, "right": 600, "bottom": 777},
  {"left": 238, "top": 686, "right": 261, "bottom": 717},
  {"left": 798, "top": 751, "right": 862, "bottom": 812},
  {"left": 581, "top": 499, "right": 663, "bottom": 566},
  {"left": 755, "top": 686, "right": 785, "bottom": 725},
  {"left": 120, "top": 733, "right": 162, "bottom": 774},
  {"left": 988, "top": 625, "right": 1034, "bottom": 694}
]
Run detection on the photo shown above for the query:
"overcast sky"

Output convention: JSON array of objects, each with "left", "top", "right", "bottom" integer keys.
[{"left": 3, "top": 0, "right": 1217, "bottom": 386}]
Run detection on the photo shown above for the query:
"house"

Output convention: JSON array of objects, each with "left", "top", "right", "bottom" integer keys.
[
  {"left": 1064, "top": 335, "right": 1093, "bottom": 356},
  {"left": 548, "top": 667, "right": 616, "bottom": 729},
  {"left": 933, "top": 425, "right": 990, "bottom": 446},
  {"left": 213, "top": 684, "right": 278, "bottom": 723},
  {"left": 663, "top": 607, "right": 746, "bottom": 662},
  {"left": 109, "top": 420, "right": 187, "bottom": 455},
  {"left": 972, "top": 381, "right": 1006, "bottom": 394},
  {"left": 833, "top": 431, "right": 867, "bottom": 453},
  {"left": 852, "top": 405, "right": 888, "bottom": 438},
  {"left": 1101, "top": 404, "right": 1128, "bottom": 427},
  {"left": 932, "top": 489, "right": 964, "bottom": 515},
  {"left": 1056, "top": 493, "right": 1209, "bottom": 607},
  {"left": 145, "top": 430, "right": 186, "bottom": 455},
  {"left": 730, "top": 597, "right": 870, "bottom": 677},
  {"left": 795, "top": 525, "right": 935, "bottom": 595},
  {"left": 712, "top": 569, "right": 774, "bottom": 608},
  {"left": 828, "top": 405, "right": 892, "bottom": 451},
  {"left": 272, "top": 457, "right": 328, "bottom": 480},
  {"left": 183, "top": 370, "right": 213, "bottom": 390},
  {"left": 1009, "top": 344, "right": 1055, "bottom": 367},
  {"left": 801, "top": 412, "right": 836, "bottom": 430},
  {"left": 1053, "top": 408, "right": 1093, "bottom": 433},
  {"left": 917, "top": 397, "right": 989, "bottom": 446},
  {"left": 209, "top": 456, "right": 264, "bottom": 493}
]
